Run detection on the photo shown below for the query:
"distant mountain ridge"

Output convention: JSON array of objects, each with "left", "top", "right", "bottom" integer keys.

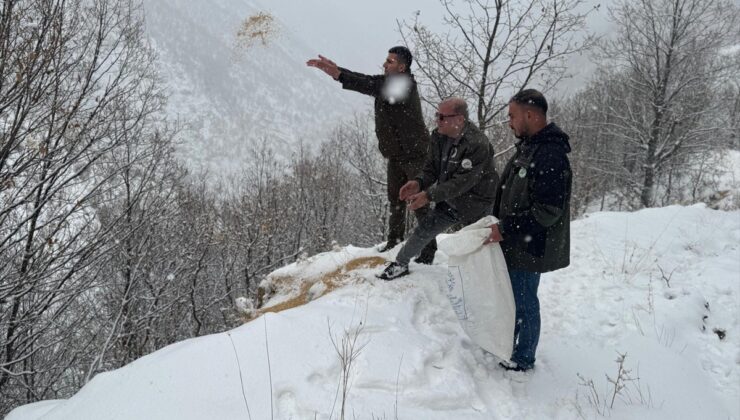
[{"left": 143, "top": 0, "right": 366, "bottom": 175}]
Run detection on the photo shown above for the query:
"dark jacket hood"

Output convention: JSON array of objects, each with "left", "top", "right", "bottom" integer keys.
[{"left": 524, "top": 122, "right": 571, "bottom": 153}]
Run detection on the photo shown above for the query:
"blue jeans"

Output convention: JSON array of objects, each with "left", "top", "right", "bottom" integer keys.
[{"left": 509, "top": 270, "right": 541, "bottom": 369}]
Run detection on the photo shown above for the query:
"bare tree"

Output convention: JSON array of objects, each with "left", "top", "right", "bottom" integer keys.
[
  {"left": 0, "top": 0, "right": 168, "bottom": 412},
  {"left": 330, "top": 115, "right": 388, "bottom": 246},
  {"left": 398, "top": 0, "right": 594, "bottom": 135},
  {"left": 556, "top": 69, "right": 642, "bottom": 213},
  {"left": 718, "top": 51, "right": 740, "bottom": 150},
  {"left": 597, "top": 0, "right": 740, "bottom": 207},
  {"left": 87, "top": 124, "right": 188, "bottom": 377}
]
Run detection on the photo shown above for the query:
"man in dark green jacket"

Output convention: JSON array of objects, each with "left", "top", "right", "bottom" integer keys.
[
  {"left": 377, "top": 98, "right": 498, "bottom": 280},
  {"left": 485, "top": 89, "right": 572, "bottom": 372},
  {"left": 307, "top": 47, "right": 436, "bottom": 262}
]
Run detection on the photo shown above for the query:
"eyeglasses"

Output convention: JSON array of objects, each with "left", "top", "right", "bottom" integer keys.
[{"left": 435, "top": 112, "right": 460, "bottom": 121}]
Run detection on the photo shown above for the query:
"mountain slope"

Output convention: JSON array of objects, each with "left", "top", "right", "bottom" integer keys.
[{"left": 143, "top": 0, "right": 366, "bottom": 173}]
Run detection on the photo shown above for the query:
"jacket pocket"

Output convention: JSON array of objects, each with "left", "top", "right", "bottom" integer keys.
[{"left": 526, "top": 230, "right": 547, "bottom": 258}]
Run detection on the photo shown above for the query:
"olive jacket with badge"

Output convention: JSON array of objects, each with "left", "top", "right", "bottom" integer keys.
[
  {"left": 493, "top": 122, "right": 572, "bottom": 273},
  {"left": 415, "top": 123, "right": 498, "bottom": 224},
  {"left": 337, "top": 68, "right": 429, "bottom": 162}
]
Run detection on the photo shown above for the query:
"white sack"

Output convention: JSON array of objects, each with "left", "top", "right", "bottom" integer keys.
[{"left": 436, "top": 215, "right": 515, "bottom": 360}]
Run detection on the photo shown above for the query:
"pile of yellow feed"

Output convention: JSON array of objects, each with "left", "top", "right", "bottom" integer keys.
[{"left": 246, "top": 256, "right": 387, "bottom": 321}]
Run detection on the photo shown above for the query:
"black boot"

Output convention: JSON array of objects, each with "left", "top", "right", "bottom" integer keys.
[
  {"left": 378, "top": 239, "right": 400, "bottom": 253},
  {"left": 498, "top": 361, "right": 531, "bottom": 372},
  {"left": 413, "top": 240, "right": 437, "bottom": 264}
]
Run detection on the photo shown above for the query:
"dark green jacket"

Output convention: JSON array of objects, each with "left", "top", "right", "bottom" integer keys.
[
  {"left": 338, "top": 69, "right": 429, "bottom": 162},
  {"left": 494, "top": 123, "right": 572, "bottom": 273},
  {"left": 416, "top": 123, "right": 498, "bottom": 223}
]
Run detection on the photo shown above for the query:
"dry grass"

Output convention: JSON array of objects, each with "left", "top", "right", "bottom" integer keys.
[{"left": 250, "top": 256, "right": 386, "bottom": 320}]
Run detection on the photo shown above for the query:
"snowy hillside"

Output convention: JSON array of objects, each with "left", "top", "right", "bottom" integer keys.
[
  {"left": 7, "top": 204, "right": 739, "bottom": 420},
  {"left": 143, "top": 0, "right": 365, "bottom": 173}
]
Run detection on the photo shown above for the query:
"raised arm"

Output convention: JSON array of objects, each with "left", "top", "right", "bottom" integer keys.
[
  {"left": 306, "top": 55, "right": 341, "bottom": 79},
  {"left": 307, "top": 55, "right": 383, "bottom": 97}
]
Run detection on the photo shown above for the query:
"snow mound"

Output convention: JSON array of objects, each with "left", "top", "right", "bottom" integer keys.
[{"left": 7, "top": 204, "right": 740, "bottom": 420}]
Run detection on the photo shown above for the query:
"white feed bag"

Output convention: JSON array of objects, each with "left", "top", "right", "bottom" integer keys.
[{"left": 436, "top": 216, "right": 515, "bottom": 360}]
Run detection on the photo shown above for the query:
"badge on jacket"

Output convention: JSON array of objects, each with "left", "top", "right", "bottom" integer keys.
[
  {"left": 462, "top": 159, "right": 472, "bottom": 169},
  {"left": 518, "top": 167, "right": 527, "bottom": 178}
]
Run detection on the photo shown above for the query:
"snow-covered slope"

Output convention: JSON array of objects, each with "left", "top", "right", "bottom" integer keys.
[
  {"left": 7, "top": 204, "right": 740, "bottom": 420},
  {"left": 143, "top": 0, "right": 365, "bottom": 174}
]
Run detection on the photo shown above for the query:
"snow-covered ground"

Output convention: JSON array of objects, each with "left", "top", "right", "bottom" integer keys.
[{"left": 7, "top": 204, "right": 739, "bottom": 420}]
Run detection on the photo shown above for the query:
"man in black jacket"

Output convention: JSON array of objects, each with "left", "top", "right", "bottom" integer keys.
[
  {"left": 377, "top": 98, "right": 498, "bottom": 280},
  {"left": 485, "top": 89, "right": 572, "bottom": 372},
  {"left": 307, "top": 47, "right": 436, "bottom": 262}
]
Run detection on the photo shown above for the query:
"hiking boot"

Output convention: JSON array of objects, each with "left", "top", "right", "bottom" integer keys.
[
  {"left": 377, "top": 239, "right": 400, "bottom": 253},
  {"left": 414, "top": 240, "right": 437, "bottom": 265},
  {"left": 376, "top": 262, "right": 409, "bottom": 280},
  {"left": 413, "top": 252, "right": 435, "bottom": 265},
  {"left": 498, "top": 360, "right": 531, "bottom": 372}
]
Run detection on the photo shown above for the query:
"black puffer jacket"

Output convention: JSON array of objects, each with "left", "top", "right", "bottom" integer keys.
[
  {"left": 338, "top": 69, "right": 429, "bottom": 162},
  {"left": 494, "top": 123, "right": 572, "bottom": 273}
]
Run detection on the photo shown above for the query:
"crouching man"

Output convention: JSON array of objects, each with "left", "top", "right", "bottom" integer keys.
[{"left": 377, "top": 98, "right": 498, "bottom": 280}]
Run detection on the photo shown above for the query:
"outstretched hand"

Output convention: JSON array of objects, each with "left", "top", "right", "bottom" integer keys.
[{"left": 306, "top": 55, "right": 341, "bottom": 79}]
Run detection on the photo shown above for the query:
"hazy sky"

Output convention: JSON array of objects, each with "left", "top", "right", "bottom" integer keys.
[
  {"left": 263, "top": 0, "right": 614, "bottom": 97},
  {"left": 264, "top": 0, "right": 447, "bottom": 72}
]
